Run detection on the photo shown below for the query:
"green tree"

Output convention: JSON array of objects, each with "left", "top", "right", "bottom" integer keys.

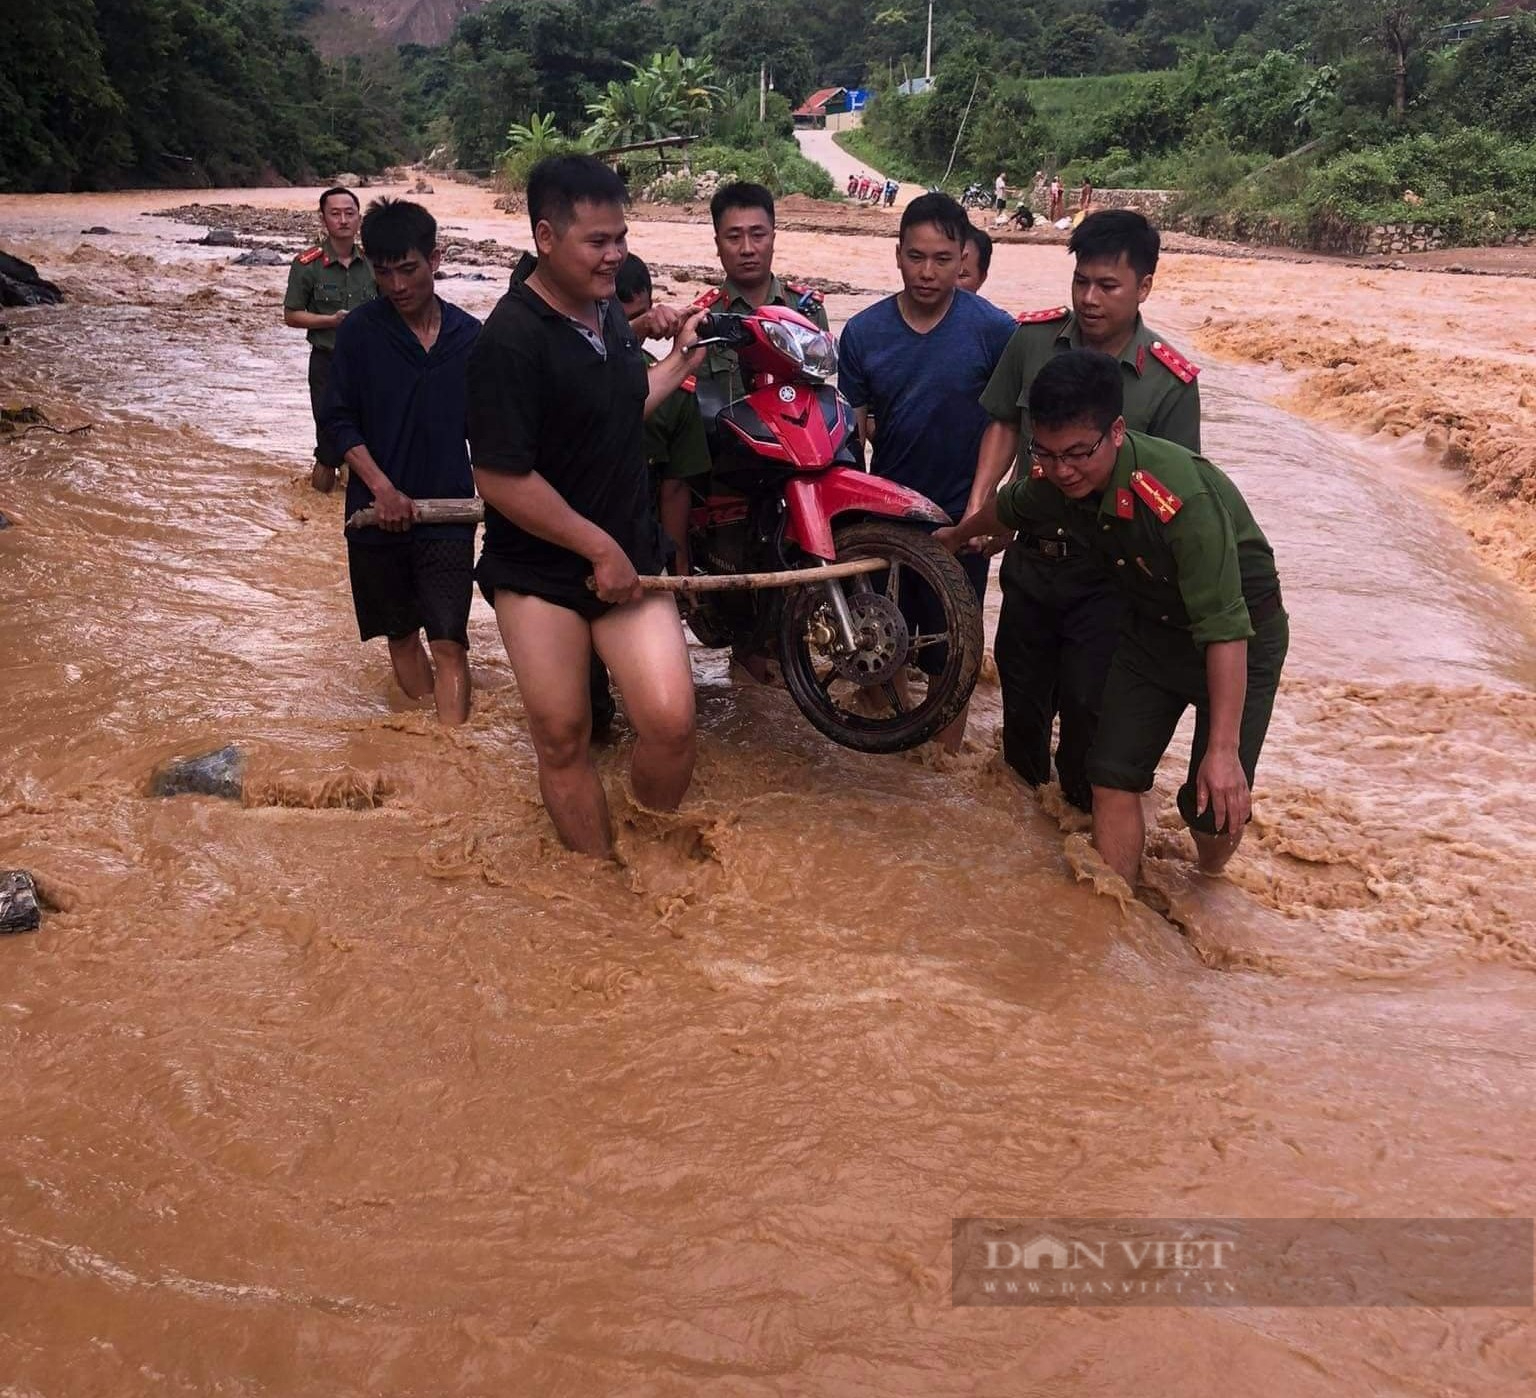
[
  {"left": 965, "top": 80, "right": 1048, "bottom": 177},
  {"left": 1435, "top": 13, "right": 1536, "bottom": 138},
  {"left": 704, "top": 0, "right": 817, "bottom": 105},
  {"left": 585, "top": 50, "right": 722, "bottom": 148},
  {"left": 1044, "top": 14, "right": 1131, "bottom": 77},
  {"left": 1348, "top": 0, "right": 1463, "bottom": 118},
  {"left": 0, "top": 0, "right": 125, "bottom": 189}
]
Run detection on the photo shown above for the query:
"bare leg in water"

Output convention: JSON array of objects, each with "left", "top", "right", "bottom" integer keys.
[
  {"left": 493, "top": 592, "right": 695, "bottom": 857},
  {"left": 386, "top": 633, "right": 469, "bottom": 725}
]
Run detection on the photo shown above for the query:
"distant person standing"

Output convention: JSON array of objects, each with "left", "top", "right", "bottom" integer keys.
[
  {"left": 1079, "top": 178, "right": 1095, "bottom": 217},
  {"left": 1048, "top": 176, "right": 1065, "bottom": 223},
  {"left": 322, "top": 198, "right": 480, "bottom": 725},
  {"left": 994, "top": 172, "right": 1007, "bottom": 212},
  {"left": 884, "top": 178, "right": 899, "bottom": 208},
  {"left": 837, "top": 192, "right": 1018, "bottom": 751},
  {"left": 846, "top": 173, "right": 859, "bottom": 197},
  {"left": 284, "top": 187, "right": 376, "bottom": 493}
]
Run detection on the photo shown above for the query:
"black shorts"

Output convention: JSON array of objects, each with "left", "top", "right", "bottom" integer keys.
[
  {"left": 905, "top": 548, "right": 989, "bottom": 678},
  {"left": 307, "top": 348, "right": 345, "bottom": 469},
  {"left": 348, "top": 533, "right": 474, "bottom": 647},
  {"left": 1086, "top": 607, "right": 1289, "bottom": 835}
]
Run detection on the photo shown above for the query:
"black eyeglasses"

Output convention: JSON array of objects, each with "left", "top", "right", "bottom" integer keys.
[{"left": 1026, "top": 432, "right": 1105, "bottom": 467}]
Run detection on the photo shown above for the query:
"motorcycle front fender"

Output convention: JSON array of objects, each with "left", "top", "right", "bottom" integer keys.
[{"left": 783, "top": 468, "right": 951, "bottom": 561}]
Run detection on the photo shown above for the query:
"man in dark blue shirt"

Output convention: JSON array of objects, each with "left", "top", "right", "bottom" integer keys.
[
  {"left": 323, "top": 198, "right": 480, "bottom": 725},
  {"left": 837, "top": 192, "right": 1018, "bottom": 749}
]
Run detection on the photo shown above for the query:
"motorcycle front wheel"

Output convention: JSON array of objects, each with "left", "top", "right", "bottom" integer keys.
[{"left": 778, "top": 521, "right": 983, "bottom": 754}]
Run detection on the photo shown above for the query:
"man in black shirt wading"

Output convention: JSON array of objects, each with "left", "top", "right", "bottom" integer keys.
[
  {"left": 324, "top": 198, "right": 479, "bottom": 725},
  {"left": 467, "top": 157, "right": 706, "bottom": 858}
]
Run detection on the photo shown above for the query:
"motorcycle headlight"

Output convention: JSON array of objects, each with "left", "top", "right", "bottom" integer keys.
[{"left": 761, "top": 319, "right": 839, "bottom": 382}]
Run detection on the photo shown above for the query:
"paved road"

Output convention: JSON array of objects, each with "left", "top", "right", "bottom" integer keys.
[{"left": 794, "top": 126, "right": 921, "bottom": 210}]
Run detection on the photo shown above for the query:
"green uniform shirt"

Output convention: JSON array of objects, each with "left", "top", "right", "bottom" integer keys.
[
  {"left": 283, "top": 243, "right": 377, "bottom": 351},
  {"left": 981, "top": 309, "right": 1201, "bottom": 447},
  {"left": 701, "top": 274, "right": 830, "bottom": 401},
  {"left": 996, "top": 430, "right": 1279, "bottom": 647},
  {"left": 642, "top": 352, "right": 712, "bottom": 481}
]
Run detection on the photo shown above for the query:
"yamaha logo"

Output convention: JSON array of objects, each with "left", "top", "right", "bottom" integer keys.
[{"left": 778, "top": 386, "right": 797, "bottom": 403}]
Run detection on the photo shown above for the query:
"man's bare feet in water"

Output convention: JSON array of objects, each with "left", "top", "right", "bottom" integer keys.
[{"left": 311, "top": 461, "right": 337, "bottom": 493}]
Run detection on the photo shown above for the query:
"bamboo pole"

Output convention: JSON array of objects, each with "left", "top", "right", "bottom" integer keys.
[
  {"left": 603, "top": 557, "right": 888, "bottom": 594},
  {"left": 344, "top": 500, "right": 890, "bottom": 594}
]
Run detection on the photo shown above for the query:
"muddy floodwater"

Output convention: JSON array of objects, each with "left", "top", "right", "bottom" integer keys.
[{"left": 2, "top": 181, "right": 1534, "bottom": 1395}]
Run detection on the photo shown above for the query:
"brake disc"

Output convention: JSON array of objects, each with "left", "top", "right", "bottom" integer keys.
[{"left": 822, "top": 590, "right": 910, "bottom": 686}]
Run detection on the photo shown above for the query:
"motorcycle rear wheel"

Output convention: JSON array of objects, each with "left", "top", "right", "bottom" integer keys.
[{"left": 778, "top": 521, "right": 983, "bottom": 754}]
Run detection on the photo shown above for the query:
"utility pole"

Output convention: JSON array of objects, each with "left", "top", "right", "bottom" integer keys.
[{"left": 925, "top": 1, "right": 933, "bottom": 83}]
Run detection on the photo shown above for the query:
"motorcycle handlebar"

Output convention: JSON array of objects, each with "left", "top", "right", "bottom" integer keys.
[{"left": 695, "top": 313, "right": 755, "bottom": 347}]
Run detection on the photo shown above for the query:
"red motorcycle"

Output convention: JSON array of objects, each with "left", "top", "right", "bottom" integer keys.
[{"left": 686, "top": 303, "right": 983, "bottom": 753}]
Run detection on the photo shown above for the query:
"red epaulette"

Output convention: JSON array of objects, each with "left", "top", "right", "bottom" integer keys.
[
  {"left": 1016, "top": 305, "right": 1071, "bottom": 325},
  {"left": 1149, "top": 339, "right": 1199, "bottom": 384},
  {"left": 296, "top": 246, "right": 324, "bottom": 265},
  {"left": 786, "top": 282, "right": 824, "bottom": 303},
  {"left": 1129, "top": 468, "right": 1183, "bottom": 523},
  {"left": 690, "top": 287, "right": 725, "bottom": 311},
  {"left": 681, "top": 374, "right": 697, "bottom": 393}
]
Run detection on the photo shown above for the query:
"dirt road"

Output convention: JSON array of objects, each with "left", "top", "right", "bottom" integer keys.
[{"left": 794, "top": 125, "right": 920, "bottom": 209}]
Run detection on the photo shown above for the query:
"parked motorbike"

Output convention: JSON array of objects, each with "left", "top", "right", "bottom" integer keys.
[
  {"left": 686, "top": 303, "right": 983, "bottom": 754},
  {"left": 959, "top": 181, "right": 992, "bottom": 209}
]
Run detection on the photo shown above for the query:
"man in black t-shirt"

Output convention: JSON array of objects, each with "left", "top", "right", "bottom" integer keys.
[{"left": 467, "top": 156, "right": 705, "bottom": 858}]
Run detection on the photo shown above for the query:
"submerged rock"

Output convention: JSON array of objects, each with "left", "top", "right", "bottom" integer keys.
[
  {"left": 202, "top": 229, "right": 240, "bottom": 247},
  {"left": 0, "top": 251, "right": 63, "bottom": 307},
  {"left": 80, "top": 226, "right": 114, "bottom": 235},
  {"left": 150, "top": 744, "right": 245, "bottom": 799},
  {"left": 232, "top": 248, "right": 288, "bottom": 266},
  {"left": 0, "top": 871, "right": 41, "bottom": 933}
]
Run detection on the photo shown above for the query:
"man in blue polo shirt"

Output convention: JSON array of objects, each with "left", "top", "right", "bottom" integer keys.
[
  {"left": 323, "top": 197, "right": 480, "bottom": 725},
  {"left": 837, "top": 192, "right": 1018, "bottom": 750}
]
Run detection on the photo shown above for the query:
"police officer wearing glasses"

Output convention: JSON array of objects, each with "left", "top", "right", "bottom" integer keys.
[{"left": 962, "top": 210, "right": 1202, "bottom": 812}]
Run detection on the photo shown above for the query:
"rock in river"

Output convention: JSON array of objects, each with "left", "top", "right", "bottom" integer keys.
[
  {"left": 150, "top": 744, "right": 245, "bottom": 799},
  {"left": 1, "top": 871, "right": 41, "bottom": 933}
]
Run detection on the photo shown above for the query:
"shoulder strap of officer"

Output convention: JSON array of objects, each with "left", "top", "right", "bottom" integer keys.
[
  {"left": 1129, "top": 466, "right": 1184, "bottom": 523},
  {"left": 1016, "top": 305, "right": 1071, "bottom": 325},
  {"left": 1149, "top": 338, "right": 1199, "bottom": 383},
  {"left": 681, "top": 374, "right": 697, "bottom": 393},
  {"left": 784, "top": 281, "right": 824, "bottom": 305},
  {"left": 690, "top": 287, "right": 725, "bottom": 311},
  {"left": 297, "top": 246, "right": 324, "bottom": 265}
]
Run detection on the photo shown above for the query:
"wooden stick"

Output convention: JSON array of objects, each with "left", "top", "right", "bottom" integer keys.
[
  {"left": 617, "top": 557, "right": 888, "bottom": 594},
  {"left": 346, "top": 499, "right": 484, "bottom": 529},
  {"left": 346, "top": 500, "right": 891, "bottom": 594}
]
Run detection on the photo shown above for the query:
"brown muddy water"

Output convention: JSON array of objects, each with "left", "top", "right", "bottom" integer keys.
[{"left": 1, "top": 184, "right": 1534, "bottom": 1396}]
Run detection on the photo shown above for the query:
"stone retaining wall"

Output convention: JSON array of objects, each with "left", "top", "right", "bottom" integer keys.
[{"left": 1097, "top": 191, "right": 1536, "bottom": 256}]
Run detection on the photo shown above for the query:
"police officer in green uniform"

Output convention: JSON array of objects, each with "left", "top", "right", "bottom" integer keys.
[
  {"left": 941, "top": 349, "right": 1286, "bottom": 888},
  {"left": 690, "top": 181, "right": 829, "bottom": 682},
  {"left": 283, "top": 186, "right": 377, "bottom": 492},
  {"left": 617, "top": 254, "right": 711, "bottom": 577},
  {"left": 966, "top": 210, "right": 1200, "bottom": 811},
  {"left": 692, "top": 181, "right": 830, "bottom": 405}
]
